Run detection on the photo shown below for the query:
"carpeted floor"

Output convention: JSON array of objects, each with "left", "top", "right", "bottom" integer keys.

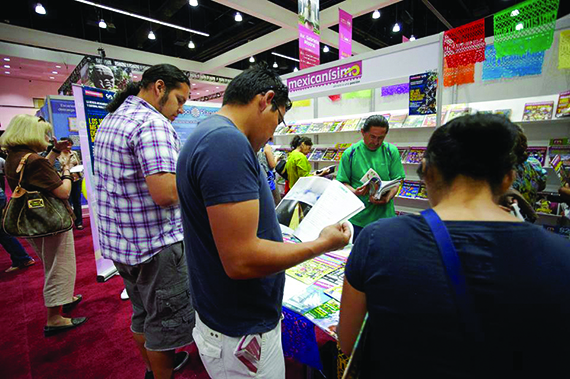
[{"left": 0, "top": 216, "right": 311, "bottom": 379}]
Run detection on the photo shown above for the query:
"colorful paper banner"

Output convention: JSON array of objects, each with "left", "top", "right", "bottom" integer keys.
[
  {"left": 493, "top": 0, "right": 559, "bottom": 58},
  {"left": 381, "top": 83, "right": 409, "bottom": 96},
  {"left": 443, "top": 18, "right": 486, "bottom": 68},
  {"left": 339, "top": 8, "right": 352, "bottom": 60},
  {"left": 298, "top": 0, "right": 320, "bottom": 69},
  {"left": 482, "top": 44, "right": 544, "bottom": 81},
  {"left": 559, "top": 30, "right": 570, "bottom": 69}
]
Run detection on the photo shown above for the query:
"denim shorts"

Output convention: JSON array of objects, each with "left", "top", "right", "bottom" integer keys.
[{"left": 114, "top": 242, "right": 195, "bottom": 351}]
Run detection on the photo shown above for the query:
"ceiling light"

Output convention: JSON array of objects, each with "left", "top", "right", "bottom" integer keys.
[
  {"left": 197, "top": 92, "right": 200, "bottom": 95},
  {"left": 393, "top": 23, "right": 401, "bottom": 32},
  {"left": 188, "top": 40, "right": 195, "bottom": 49},
  {"left": 189, "top": 0, "right": 198, "bottom": 6},
  {"left": 133, "top": 75, "right": 138, "bottom": 78},
  {"left": 323, "top": 45, "right": 329, "bottom": 53},
  {"left": 148, "top": 30, "right": 156, "bottom": 40},
  {"left": 4, "top": 58, "right": 10, "bottom": 62},
  {"left": 73, "top": 0, "right": 209, "bottom": 37},
  {"left": 271, "top": 52, "right": 300, "bottom": 63},
  {"left": 293, "top": 67, "right": 299, "bottom": 72},
  {"left": 52, "top": 71, "right": 58, "bottom": 74},
  {"left": 5, "top": 71, "right": 10, "bottom": 75},
  {"left": 372, "top": 10, "right": 380, "bottom": 19},
  {"left": 35, "top": 3, "right": 46, "bottom": 15},
  {"left": 235, "top": 12, "right": 242, "bottom": 22},
  {"left": 206, "top": 90, "right": 209, "bottom": 92},
  {"left": 4, "top": 65, "right": 9, "bottom": 69},
  {"left": 50, "top": 76, "right": 55, "bottom": 79},
  {"left": 410, "top": 35, "right": 416, "bottom": 41},
  {"left": 56, "top": 65, "right": 61, "bottom": 68},
  {"left": 215, "top": 86, "right": 219, "bottom": 89},
  {"left": 99, "top": 19, "right": 107, "bottom": 29},
  {"left": 511, "top": 9, "right": 520, "bottom": 17},
  {"left": 515, "top": 23, "right": 524, "bottom": 31},
  {"left": 273, "top": 61, "right": 278, "bottom": 68},
  {"left": 249, "top": 56, "right": 255, "bottom": 63}
]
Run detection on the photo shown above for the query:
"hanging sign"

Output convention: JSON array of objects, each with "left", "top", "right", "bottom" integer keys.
[
  {"left": 287, "top": 60, "right": 363, "bottom": 93},
  {"left": 339, "top": 8, "right": 353, "bottom": 60},
  {"left": 298, "top": 0, "right": 320, "bottom": 69}
]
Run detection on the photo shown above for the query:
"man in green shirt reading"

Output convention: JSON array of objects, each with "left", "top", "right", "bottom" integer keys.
[{"left": 336, "top": 115, "right": 406, "bottom": 240}]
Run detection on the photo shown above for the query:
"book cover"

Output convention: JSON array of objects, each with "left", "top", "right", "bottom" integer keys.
[
  {"left": 422, "top": 109, "right": 448, "bottom": 127},
  {"left": 321, "top": 121, "right": 334, "bottom": 133},
  {"left": 389, "top": 114, "right": 408, "bottom": 128},
  {"left": 403, "top": 115, "right": 426, "bottom": 128},
  {"left": 322, "top": 149, "right": 338, "bottom": 161},
  {"left": 522, "top": 101, "right": 554, "bottom": 121},
  {"left": 334, "top": 149, "right": 346, "bottom": 161},
  {"left": 527, "top": 147, "right": 548, "bottom": 166},
  {"left": 555, "top": 90, "right": 570, "bottom": 118},
  {"left": 295, "top": 124, "right": 311, "bottom": 134},
  {"left": 308, "top": 122, "right": 324, "bottom": 132},
  {"left": 404, "top": 147, "right": 426, "bottom": 164},
  {"left": 285, "top": 256, "right": 341, "bottom": 285},
  {"left": 409, "top": 71, "right": 438, "bottom": 115},
  {"left": 309, "top": 148, "right": 326, "bottom": 161},
  {"left": 494, "top": 109, "right": 512, "bottom": 120},
  {"left": 398, "top": 148, "right": 409, "bottom": 162},
  {"left": 445, "top": 107, "right": 471, "bottom": 123},
  {"left": 341, "top": 118, "right": 360, "bottom": 131},
  {"left": 398, "top": 181, "right": 421, "bottom": 198},
  {"left": 330, "top": 120, "right": 345, "bottom": 132}
]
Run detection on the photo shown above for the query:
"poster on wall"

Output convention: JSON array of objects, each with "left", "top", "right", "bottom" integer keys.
[
  {"left": 409, "top": 71, "right": 438, "bottom": 115},
  {"left": 298, "top": 0, "right": 320, "bottom": 69},
  {"left": 172, "top": 102, "right": 221, "bottom": 144},
  {"left": 80, "top": 63, "right": 132, "bottom": 92},
  {"left": 82, "top": 86, "right": 115, "bottom": 171},
  {"left": 339, "top": 9, "right": 353, "bottom": 60}
]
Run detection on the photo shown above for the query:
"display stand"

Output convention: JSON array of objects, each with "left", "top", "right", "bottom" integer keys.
[{"left": 275, "top": 15, "right": 570, "bottom": 228}]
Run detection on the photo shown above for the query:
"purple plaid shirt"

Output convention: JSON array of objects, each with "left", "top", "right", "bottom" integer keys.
[{"left": 93, "top": 96, "right": 183, "bottom": 265}]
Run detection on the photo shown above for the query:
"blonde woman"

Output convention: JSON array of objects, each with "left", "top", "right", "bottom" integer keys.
[{"left": 0, "top": 115, "right": 87, "bottom": 337}]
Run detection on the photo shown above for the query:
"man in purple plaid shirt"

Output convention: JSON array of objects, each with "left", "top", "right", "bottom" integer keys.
[{"left": 93, "top": 64, "right": 193, "bottom": 379}]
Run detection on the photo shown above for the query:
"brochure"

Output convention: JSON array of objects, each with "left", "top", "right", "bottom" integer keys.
[
  {"left": 275, "top": 177, "right": 365, "bottom": 242},
  {"left": 315, "top": 165, "right": 337, "bottom": 175},
  {"left": 522, "top": 101, "right": 554, "bottom": 121},
  {"left": 556, "top": 90, "right": 570, "bottom": 118},
  {"left": 360, "top": 176, "right": 403, "bottom": 200}
]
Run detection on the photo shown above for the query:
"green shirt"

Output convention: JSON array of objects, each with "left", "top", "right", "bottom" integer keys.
[
  {"left": 336, "top": 140, "right": 406, "bottom": 227},
  {"left": 286, "top": 150, "right": 312, "bottom": 188}
]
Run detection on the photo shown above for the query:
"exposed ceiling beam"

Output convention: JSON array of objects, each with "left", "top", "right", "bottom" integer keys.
[
  {"left": 208, "top": 0, "right": 401, "bottom": 71},
  {"left": 421, "top": 0, "right": 453, "bottom": 30},
  {"left": 0, "top": 23, "right": 241, "bottom": 78}
]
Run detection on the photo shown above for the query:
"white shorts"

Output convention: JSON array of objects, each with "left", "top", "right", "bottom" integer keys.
[{"left": 193, "top": 312, "right": 285, "bottom": 379}]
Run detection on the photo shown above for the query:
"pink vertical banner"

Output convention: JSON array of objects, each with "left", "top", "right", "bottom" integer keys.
[
  {"left": 339, "top": 8, "right": 353, "bottom": 60},
  {"left": 298, "top": 0, "right": 320, "bottom": 69}
]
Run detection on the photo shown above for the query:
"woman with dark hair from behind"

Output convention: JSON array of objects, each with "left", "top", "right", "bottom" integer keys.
[{"left": 338, "top": 114, "right": 570, "bottom": 378}]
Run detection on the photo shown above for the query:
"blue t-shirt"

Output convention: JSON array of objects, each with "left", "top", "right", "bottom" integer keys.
[
  {"left": 177, "top": 114, "right": 285, "bottom": 337},
  {"left": 345, "top": 215, "right": 570, "bottom": 378}
]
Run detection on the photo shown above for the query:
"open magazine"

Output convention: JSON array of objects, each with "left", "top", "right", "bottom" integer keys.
[
  {"left": 358, "top": 168, "right": 403, "bottom": 200},
  {"left": 276, "top": 177, "right": 365, "bottom": 242}
]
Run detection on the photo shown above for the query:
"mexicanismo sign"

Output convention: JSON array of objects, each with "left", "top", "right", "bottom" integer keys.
[{"left": 287, "top": 60, "right": 363, "bottom": 93}]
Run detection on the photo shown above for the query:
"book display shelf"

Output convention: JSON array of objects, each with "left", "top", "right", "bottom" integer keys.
[{"left": 274, "top": 16, "right": 570, "bottom": 232}]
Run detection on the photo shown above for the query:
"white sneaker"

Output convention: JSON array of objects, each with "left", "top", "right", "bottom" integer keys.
[{"left": 120, "top": 288, "right": 129, "bottom": 300}]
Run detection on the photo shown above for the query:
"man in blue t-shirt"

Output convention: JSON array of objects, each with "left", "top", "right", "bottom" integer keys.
[{"left": 177, "top": 65, "right": 350, "bottom": 378}]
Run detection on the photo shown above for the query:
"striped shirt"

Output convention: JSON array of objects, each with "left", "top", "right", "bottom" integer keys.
[{"left": 93, "top": 95, "right": 183, "bottom": 265}]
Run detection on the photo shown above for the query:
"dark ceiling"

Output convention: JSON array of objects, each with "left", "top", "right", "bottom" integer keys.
[{"left": 2, "top": 0, "right": 569, "bottom": 75}]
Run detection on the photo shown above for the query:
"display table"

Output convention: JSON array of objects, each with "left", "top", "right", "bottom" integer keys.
[{"left": 281, "top": 238, "right": 352, "bottom": 370}]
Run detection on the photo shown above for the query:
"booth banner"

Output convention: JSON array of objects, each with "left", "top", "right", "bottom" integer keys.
[
  {"left": 80, "top": 62, "right": 132, "bottom": 92},
  {"left": 409, "top": 71, "right": 438, "bottom": 115},
  {"left": 482, "top": 44, "right": 544, "bottom": 81},
  {"left": 493, "top": 0, "right": 559, "bottom": 59},
  {"left": 298, "top": 0, "right": 320, "bottom": 69},
  {"left": 559, "top": 30, "right": 570, "bottom": 69},
  {"left": 82, "top": 86, "right": 114, "bottom": 171},
  {"left": 172, "top": 103, "right": 221, "bottom": 145},
  {"left": 339, "top": 8, "right": 353, "bottom": 60},
  {"left": 381, "top": 83, "right": 409, "bottom": 96},
  {"left": 443, "top": 18, "right": 486, "bottom": 68},
  {"left": 287, "top": 61, "right": 362, "bottom": 93},
  {"left": 50, "top": 99, "right": 78, "bottom": 136}
]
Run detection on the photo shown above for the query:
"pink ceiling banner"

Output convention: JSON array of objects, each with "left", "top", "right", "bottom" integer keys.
[
  {"left": 339, "top": 8, "right": 353, "bottom": 60},
  {"left": 298, "top": 0, "right": 320, "bottom": 69}
]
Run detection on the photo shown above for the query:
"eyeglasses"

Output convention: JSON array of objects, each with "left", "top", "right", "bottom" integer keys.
[{"left": 276, "top": 105, "right": 288, "bottom": 130}]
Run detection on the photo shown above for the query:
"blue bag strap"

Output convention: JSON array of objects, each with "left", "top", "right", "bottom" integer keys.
[{"left": 420, "top": 209, "right": 483, "bottom": 342}]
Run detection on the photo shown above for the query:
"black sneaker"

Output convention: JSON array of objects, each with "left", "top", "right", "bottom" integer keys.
[{"left": 174, "top": 351, "right": 190, "bottom": 372}]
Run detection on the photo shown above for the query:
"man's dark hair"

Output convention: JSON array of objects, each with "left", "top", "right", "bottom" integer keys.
[
  {"left": 362, "top": 115, "right": 389, "bottom": 133},
  {"left": 291, "top": 135, "right": 312, "bottom": 150},
  {"left": 60, "top": 136, "right": 74, "bottom": 145},
  {"left": 223, "top": 63, "right": 291, "bottom": 112},
  {"left": 422, "top": 113, "right": 518, "bottom": 195},
  {"left": 106, "top": 64, "right": 190, "bottom": 113}
]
